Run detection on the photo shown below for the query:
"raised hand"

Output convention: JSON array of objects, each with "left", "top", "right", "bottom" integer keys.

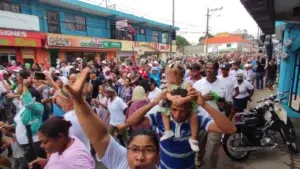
[{"left": 64, "top": 68, "right": 90, "bottom": 101}]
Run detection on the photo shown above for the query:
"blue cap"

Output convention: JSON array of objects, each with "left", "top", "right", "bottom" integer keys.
[{"left": 220, "top": 64, "right": 231, "bottom": 69}]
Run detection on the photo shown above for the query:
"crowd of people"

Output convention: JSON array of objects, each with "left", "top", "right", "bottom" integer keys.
[{"left": 0, "top": 50, "right": 278, "bottom": 169}]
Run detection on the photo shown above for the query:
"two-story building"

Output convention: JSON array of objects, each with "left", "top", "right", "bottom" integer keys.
[
  {"left": 202, "top": 35, "right": 253, "bottom": 53},
  {"left": 0, "top": 0, "right": 178, "bottom": 66}
]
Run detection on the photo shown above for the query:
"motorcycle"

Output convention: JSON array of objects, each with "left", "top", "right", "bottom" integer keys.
[{"left": 222, "top": 94, "right": 297, "bottom": 161}]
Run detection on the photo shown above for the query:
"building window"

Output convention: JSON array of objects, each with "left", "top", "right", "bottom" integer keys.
[
  {"left": 226, "top": 43, "right": 231, "bottom": 47},
  {"left": 47, "top": 11, "right": 61, "bottom": 33},
  {"left": 152, "top": 31, "right": 158, "bottom": 43},
  {"left": 65, "top": 14, "right": 86, "bottom": 31},
  {"left": 0, "top": 2, "right": 20, "bottom": 13},
  {"left": 162, "top": 33, "right": 168, "bottom": 44}
]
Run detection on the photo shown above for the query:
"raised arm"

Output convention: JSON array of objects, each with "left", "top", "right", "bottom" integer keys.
[
  {"left": 123, "top": 92, "right": 166, "bottom": 127},
  {"left": 64, "top": 68, "right": 110, "bottom": 159}
]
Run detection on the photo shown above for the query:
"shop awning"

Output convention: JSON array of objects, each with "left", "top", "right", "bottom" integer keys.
[{"left": 240, "top": 0, "right": 275, "bottom": 35}]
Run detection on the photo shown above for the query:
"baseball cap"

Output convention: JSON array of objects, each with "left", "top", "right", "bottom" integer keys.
[{"left": 220, "top": 64, "right": 231, "bottom": 70}]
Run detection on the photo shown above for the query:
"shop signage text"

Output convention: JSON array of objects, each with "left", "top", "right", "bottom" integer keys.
[
  {"left": 80, "top": 39, "right": 122, "bottom": 49},
  {"left": 0, "top": 29, "right": 27, "bottom": 37},
  {"left": 47, "top": 34, "right": 122, "bottom": 49},
  {"left": 48, "top": 36, "right": 72, "bottom": 47},
  {"left": 0, "top": 37, "right": 39, "bottom": 47}
]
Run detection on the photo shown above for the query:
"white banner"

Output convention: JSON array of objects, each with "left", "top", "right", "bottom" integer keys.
[{"left": 0, "top": 11, "right": 40, "bottom": 31}]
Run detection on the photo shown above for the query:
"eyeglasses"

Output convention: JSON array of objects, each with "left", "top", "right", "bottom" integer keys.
[{"left": 128, "top": 147, "right": 156, "bottom": 155}]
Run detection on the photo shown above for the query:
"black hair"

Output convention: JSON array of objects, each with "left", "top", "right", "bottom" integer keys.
[
  {"left": 39, "top": 117, "right": 72, "bottom": 138},
  {"left": 127, "top": 129, "right": 159, "bottom": 153},
  {"left": 206, "top": 60, "right": 219, "bottom": 72},
  {"left": 171, "top": 88, "right": 188, "bottom": 97},
  {"left": 124, "top": 77, "right": 131, "bottom": 83},
  {"left": 149, "top": 78, "right": 157, "bottom": 87},
  {"left": 18, "top": 70, "right": 31, "bottom": 79}
]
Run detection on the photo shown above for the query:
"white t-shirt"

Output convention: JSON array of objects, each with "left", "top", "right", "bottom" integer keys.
[
  {"left": 108, "top": 97, "right": 127, "bottom": 126},
  {"left": 234, "top": 80, "right": 254, "bottom": 99},
  {"left": 147, "top": 87, "right": 162, "bottom": 115},
  {"left": 59, "top": 76, "right": 68, "bottom": 85},
  {"left": 98, "top": 136, "right": 129, "bottom": 169},
  {"left": 229, "top": 69, "right": 245, "bottom": 81},
  {"left": 148, "top": 87, "right": 162, "bottom": 101},
  {"left": 184, "top": 76, "right": 201, "bottom": 86},
  {"left": 64, "top": 110, "right": 91, "bottom": 151},
  {"left": 193, "top": 78, "right": 225, "bottom": 110},
  {"left": 60, "top": 67, "right": 69, "bottom": 77},
  {"left": 14, "top": 107, "right": 39, "bottom": 145},
  {"left": 217, "top": 75, "right": 235, "bottom": 102},
  {"left": 244, "top": 69, "right": 255, "bottom": 82}
]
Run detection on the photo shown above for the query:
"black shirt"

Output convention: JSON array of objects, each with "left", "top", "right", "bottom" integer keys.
[
  {"left": 256, "top": 59, "right": 266, "bottom": 73},
  {"left": 91, "top": 77, "right": 103, "bottom": 98},
  {"left": 267, "top": 64, "right": 277, "bottom": 78}
]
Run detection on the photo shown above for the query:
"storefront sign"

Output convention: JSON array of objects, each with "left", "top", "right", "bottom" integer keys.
[
  {"left": 48, "top": 36, "right": 72, "bottom": 47},
  {"left": 0, "top": 29, "right": 27, "bottom": 37},
  {"left": 47, "top": 34, "right": 122, "bottom": 49},
  {"left": 0, "top": 37, "right": 40, "bottom": 47},
  {"left": 0, "top": 29, "right": 44, "bottom": 47}
]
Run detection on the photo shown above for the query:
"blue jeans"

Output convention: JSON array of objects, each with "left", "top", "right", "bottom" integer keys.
[{"left": 256, "top": 72, "right": 264, "bottom": 89}]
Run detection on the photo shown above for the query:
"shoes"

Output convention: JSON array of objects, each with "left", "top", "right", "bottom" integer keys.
[
  {"left": 189, "top": 138, "right": 200, "bottom": 152},
  {"left": 160, "top": 130, "right": 174, "bottom": 141}
]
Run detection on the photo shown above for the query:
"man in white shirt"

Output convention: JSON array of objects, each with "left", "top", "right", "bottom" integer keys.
[
  {"left": 55, "top": 89, "right": 91, "bottom": 151},
  {"left": 147, "top": 79, "right": 162, "bottom": 115},
  {"left": 217, "top": 64, "right": 235, "bottom": 102},
  {"left": 229, "top": 61, "right": 245, "bottom": 81},
  {"left": 103, "top": 85, "right": 127, "bottom": 136},
  {"left": 244, "top": 64, "right": 255, "bottom": 84},
  {"left": 147, "top": 79, "right": 162, "bottom": 101},
  {"left": 185, "top": 63, "right": 202, "bottom": 85},
  {"left": 193, "top": 61, "right": 226, "bottom": 169}
]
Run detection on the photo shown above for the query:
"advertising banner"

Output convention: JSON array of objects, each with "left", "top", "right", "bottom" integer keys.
[{"left": 47, "top": 34, "right": 122, "bottom": 49}]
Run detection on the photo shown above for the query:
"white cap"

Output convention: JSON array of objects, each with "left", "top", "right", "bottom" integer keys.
[
  {"left": 245, "top": 64, "right": 251, "bottom": 68},
  {"left": 55, "top": 70, "right": 61, "bottom": 74}
]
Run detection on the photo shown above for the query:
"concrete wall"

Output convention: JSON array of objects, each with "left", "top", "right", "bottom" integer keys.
[{"left": 183, "top": 45, "right": 204, "bottom": 55}]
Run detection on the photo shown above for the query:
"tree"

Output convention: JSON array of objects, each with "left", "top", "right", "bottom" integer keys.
[
  {"left": 176, "top": 35, "right": 190, "bottom": 47},
  {"left": 198, "top": 33, "right": 214, "bottom": 44}
]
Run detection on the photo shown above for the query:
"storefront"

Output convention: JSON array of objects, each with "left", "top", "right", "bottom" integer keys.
[
  {"left": 45, "top": 34, "right": 122, "bottom": 66},
  {"left": 0, "top": 28, "right": 46, "bottom": 65}
]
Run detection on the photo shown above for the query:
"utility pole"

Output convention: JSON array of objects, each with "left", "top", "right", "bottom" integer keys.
[
  {"left": 105, "top": 0, "right": 108, "bottom": 8},
  {"left": 170, "top": 0, "right": 175, "bottom": 56},
  {"left": 205, "top": 7, "right": 223, "bottom": 56}
]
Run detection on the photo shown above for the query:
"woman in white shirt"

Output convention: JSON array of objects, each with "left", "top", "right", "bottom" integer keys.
[{"left": 232, "top": 73, "right": 254, "bottom": 112}]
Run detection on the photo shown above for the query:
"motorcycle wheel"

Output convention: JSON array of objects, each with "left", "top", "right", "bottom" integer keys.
[
  {"left": 280, "top": 120, "right": 298, "bottom": 153},
  {"left": 223, "top": 133, "right": 250, "bottom": 161}
]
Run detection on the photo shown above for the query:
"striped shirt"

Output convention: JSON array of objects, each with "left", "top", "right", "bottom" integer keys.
[{"left": 146, "top": 112, "right": 212, "bottom": 169}]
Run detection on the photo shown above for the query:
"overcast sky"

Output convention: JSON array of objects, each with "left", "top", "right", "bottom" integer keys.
[{"left": 82, "top": 0, "right": 259, "bottom": 44}]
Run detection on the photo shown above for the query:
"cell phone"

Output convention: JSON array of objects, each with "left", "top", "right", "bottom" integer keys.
[{"left": 34, "top": 72, "right": 46, "bottom": 80}]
